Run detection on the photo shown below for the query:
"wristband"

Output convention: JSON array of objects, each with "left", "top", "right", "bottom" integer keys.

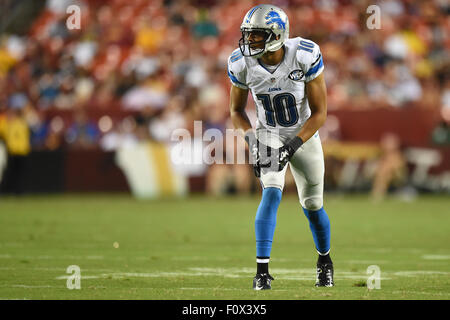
[{"left": 286, "top": 136, "right": 304, "bottom": 152}]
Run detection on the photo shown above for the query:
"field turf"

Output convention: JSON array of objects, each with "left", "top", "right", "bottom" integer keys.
[{"left": 0, "top": 193, "right": 449, "bottom": 300}]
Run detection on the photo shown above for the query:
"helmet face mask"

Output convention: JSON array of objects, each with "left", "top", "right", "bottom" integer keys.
[
  {"left": 238, "top": 4, "right": 289, "bottom": 58},
  {"left": 239, "top": 28, "right": 275, "bottom": 58}
]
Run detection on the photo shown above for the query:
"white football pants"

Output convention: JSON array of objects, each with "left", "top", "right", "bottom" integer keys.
[{"left": 256, "top": 129, "right": 325, "bottom": 211}]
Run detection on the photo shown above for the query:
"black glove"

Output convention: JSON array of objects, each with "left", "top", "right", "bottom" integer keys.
[
  {"left": 277, "top": 136, "right": 304, "bottom": 171},
  {"left": 245, "top": 131, "right": 271, "bottom": 178}
]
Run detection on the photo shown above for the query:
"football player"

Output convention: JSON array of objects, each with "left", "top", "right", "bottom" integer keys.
[{"left": 228, "top": 4, "right": 334, "bottom": 290}]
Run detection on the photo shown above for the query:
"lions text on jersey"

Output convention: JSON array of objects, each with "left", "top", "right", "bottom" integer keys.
[{"left": 228, "top": 37, "right": 324, "bottom": 138}]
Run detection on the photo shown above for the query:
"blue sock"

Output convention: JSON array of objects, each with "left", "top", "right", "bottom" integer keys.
[
  {"left": 302, "top": 206, "right": 331, "bottom": 254},
  {"left": 255, "top": 187, "right": 282, "bottom": 258}
]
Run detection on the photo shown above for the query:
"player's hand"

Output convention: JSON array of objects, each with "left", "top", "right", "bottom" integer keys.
[
  {"left": 277, "top": 136, "right": 304, "bottom": 171},
  {"left": 249, "top": 139, "right": 261, "bottom": 178},
  {"left": 245, "top": 131, "right": 271, "bottom": 178},
  {"left": 277, "top": 145, "right": 296, "bottom": 171}
]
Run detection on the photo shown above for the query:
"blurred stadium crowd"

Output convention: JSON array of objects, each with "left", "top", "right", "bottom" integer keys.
[{"left": 0, "top": 0, "right": 448, "bottom": 154}]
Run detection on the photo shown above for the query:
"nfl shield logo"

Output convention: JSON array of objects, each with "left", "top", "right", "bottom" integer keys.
[{"left": 270, "top": 78, "right": 276, "bottom": 83}]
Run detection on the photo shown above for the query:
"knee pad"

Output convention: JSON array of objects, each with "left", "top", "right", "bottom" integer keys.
[{"left": 303, "top": 197, "right": 323, "bottom": 212}]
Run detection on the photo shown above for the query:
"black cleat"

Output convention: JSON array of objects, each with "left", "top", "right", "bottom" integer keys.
[
  {"left": 253, "top": 273, "right": 274, "bottom": 290},
  {"left": 315, "top": 263, "right": 334, "bottom": 287}
]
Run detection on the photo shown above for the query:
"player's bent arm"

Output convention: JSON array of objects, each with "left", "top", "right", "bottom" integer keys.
[
  {"left": 297, "top": 72, "right": 327, "bottom": 143},
  {"left": 229, "top": 84, "right": 252, "bottom": 137},
  {"left": 276, "top": 72, "right": 327, "bottom": 169}
]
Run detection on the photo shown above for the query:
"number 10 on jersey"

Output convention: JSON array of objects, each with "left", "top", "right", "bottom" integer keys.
[{"left": 256, "top": 93, "right": 299, "bottom": 127}]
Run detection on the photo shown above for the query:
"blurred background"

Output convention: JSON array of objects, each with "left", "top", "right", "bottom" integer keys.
[{"left": 0, "top": 0, "right": 448, "bottom": 199}]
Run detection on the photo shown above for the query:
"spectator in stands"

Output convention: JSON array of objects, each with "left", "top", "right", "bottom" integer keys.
[
  {"left": 371, "top": 133, "right": 407, "bottom": 201},
  {"left": 0, "top": 107, "right": 31, "bottom": 194},
  {"left": 65, "top": 108, "right": 99, "bottom": 149},
  {"left": 0, "top": 0, "right": 447, "bottom": 200}
]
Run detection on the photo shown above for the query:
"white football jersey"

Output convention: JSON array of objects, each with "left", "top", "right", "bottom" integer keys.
[{"left": 228, "top": 37, "right": 324, "bottom": 138}]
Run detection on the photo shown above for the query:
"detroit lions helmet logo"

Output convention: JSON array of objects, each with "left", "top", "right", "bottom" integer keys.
[{"left": 265, "top": 11, "right": 286, "bottom": 30}]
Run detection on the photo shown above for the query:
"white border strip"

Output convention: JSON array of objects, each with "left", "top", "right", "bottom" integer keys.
[{"left": 317, "top": 249, "right": 330, "bottom": 256}]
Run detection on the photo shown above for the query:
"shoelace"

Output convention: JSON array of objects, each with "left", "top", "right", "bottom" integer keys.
[
  {"left": 256, "top": 274, "right": 274, "bottom": 284},
  {"left": 317, "top": 267, "right": 332, "bottom": 284}
]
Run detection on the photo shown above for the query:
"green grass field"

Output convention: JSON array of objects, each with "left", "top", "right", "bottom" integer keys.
[{"left": 0, "top": 193, "right": 449, "bottom": 300}]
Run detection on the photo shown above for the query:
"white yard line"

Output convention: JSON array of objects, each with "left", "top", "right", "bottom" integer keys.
[
  {"left": 393, "top": 271, "right": 450, "bottom": 276},
  {"left": 391, "top": 290, "right": 450, "bottom": 297},
  {"left": 0, "top": 285, "right": 55, "bottom": 288},
  {"left": 49, "top": 267, "right": 448, "bottom": 281},
  {"left": 2, "top": 253, "right": 448, "bottom": 263},
  {"left": 0, "top": 267, "right": 116, "bottom": 272},
  {"left": 422, "top": 255, "right": 450, "bottom": 260}
]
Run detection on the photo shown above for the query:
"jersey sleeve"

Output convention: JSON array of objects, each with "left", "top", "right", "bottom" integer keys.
[
  {"left": 227, "top": 49, "right": 248, "bottom": 89},
  {"left": 296, "top": 39, "right": 324, "bottom": 83}
]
